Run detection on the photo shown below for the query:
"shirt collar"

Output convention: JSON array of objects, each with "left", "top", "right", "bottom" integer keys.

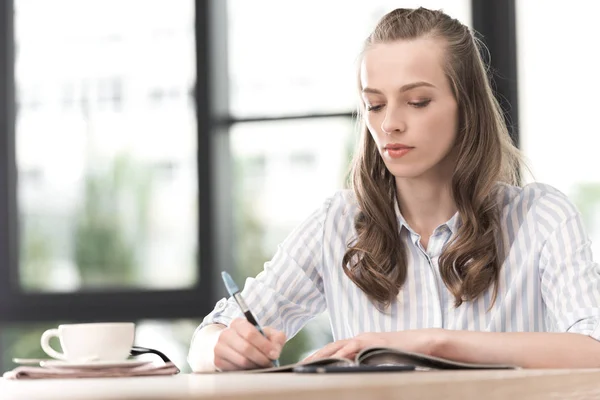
[{"left": 393, "top": 197, "right": 461, "bottom": 236}]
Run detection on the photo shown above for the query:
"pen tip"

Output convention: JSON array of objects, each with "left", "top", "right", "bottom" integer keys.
[{"left": 221, "top": 271, "right": 239, "bottom": 295}]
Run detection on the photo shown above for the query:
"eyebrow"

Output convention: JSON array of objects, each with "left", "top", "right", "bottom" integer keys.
[{"left": 362, "top": 81, "right": 436, "bottom": 95}]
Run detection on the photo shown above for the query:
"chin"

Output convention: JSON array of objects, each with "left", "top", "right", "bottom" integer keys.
[{"left": 385, "top": 165, "right": 429, "bottom": 179}]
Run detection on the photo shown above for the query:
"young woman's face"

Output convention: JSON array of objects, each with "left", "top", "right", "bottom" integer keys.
[{"left": 360, "top": 38, "right": 459, "bottom": 181}]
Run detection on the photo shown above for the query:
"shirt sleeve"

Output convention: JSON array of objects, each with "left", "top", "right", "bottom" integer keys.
[
  {"left": 194, "top": 195, "right": 333, "bottom": 340},
  {"left": 539, "top": 207, "right": 600, "bottom": 340}
]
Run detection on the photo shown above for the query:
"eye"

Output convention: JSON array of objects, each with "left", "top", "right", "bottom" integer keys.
[
  {"left": 408, "top": 99, "right": 431, "bottom": 108},
  {"left": 366, "top": 104, "right": 383, "bottom": 112}
]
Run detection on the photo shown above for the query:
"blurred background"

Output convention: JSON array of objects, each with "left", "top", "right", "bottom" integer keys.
[{"left": 0, "top": 0, "right": 599, "bottom": 373}]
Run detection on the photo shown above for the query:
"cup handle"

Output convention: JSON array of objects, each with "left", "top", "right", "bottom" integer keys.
[{"left": 40, "top": 328, "right": 67, "bottom": 360}]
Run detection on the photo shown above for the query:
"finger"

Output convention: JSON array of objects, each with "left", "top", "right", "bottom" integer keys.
[
  {"left": 215, "top": 339, "right": 261, "bottom": 370},
  {"left": 232, "top": 319, "right": 279, "bottom": 361},
  {"left": 213, "top": 358, "right": 238, "bottom": 372},
  {"left": 264, "top": 327, "right": 287, "bottom": 350},
  {"left": 224, "top": 328, "right": 274, "bottom": 367},
  {"left": 332, "top": 341, "right": 362, "bottom": 359},
  {"left": 215, "top": 327, "right": 264, "bottom": 370},
  {"left": 305, "top": 340, "right": 348, "bottom": 361}
]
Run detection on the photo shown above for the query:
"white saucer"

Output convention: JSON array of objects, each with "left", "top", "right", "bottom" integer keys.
[{"left": 40, "top": 359, "right": 151, "bottom": 369}]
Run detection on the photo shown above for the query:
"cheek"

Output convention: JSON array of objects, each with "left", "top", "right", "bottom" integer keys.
[{"left": 419, "top": 106, "right": 458, "bottom": 147}]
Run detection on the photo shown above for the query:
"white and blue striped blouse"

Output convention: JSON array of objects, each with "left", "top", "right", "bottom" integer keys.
[{"left": 197, "top": 182, "right": 600, "bottom": 342}]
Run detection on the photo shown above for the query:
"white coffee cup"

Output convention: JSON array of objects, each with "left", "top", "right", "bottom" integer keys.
[{"left": 40, "top": 322, "right": 135, "bottom": 362}]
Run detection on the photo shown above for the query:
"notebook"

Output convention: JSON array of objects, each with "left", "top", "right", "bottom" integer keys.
[{"left": 239, "top": 346, "right": 517, "bottom": 373}]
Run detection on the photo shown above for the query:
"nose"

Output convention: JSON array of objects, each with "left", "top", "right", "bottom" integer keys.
[{"left": 381, "top": 107, "right": 407, "bottom": 134}]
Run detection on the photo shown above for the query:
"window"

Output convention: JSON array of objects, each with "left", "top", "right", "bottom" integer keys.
[
  {"left": 517, "top": 0, "right": 600, "bottom": 255},
  {"left": 14, "top": 0, "right": 198, "bottom": 291},
  {"left": 227, "top": 0, "right": 471, "bottom": 118},
  {"left": 0, "top": 0, "right": 210, "bottom": 369},
  {"left": 230, "top": 118, "right": 354, "bottom": 282}
]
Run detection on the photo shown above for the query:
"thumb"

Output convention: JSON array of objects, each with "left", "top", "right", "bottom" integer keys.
[{"left": 264, "top": 326, "right": 287, "bottom": 348}]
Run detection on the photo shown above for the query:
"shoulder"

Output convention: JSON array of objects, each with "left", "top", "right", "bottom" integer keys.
[
  {"left": 497, "top": 181, "right": 581, "bottom": 228},
  {"left": 282, "top": 189, "right": 359, "bottom": 250},
  {"left": 321, "top": 189, "right": 360, "bottom": 220},
  {"left": 286, "top": 189, "right": 358, "bottom": 239}
]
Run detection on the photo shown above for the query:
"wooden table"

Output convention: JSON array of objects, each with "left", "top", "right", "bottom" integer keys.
[{"left": 3, "top": 369, "right": 600, "bottom": 400}]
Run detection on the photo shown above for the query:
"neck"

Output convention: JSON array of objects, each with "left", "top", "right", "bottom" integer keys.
[{"left": 395, "top": 173, "right": 457, "bottom": 238}]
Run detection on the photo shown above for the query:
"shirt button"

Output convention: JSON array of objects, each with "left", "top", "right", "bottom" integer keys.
[{"left": 215, "top": 299, "right": 227, "bottom": 311}]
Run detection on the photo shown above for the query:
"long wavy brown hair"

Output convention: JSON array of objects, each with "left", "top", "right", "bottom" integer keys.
[{"left": 343, "top": 8, "right": 522, "bottom": 308}]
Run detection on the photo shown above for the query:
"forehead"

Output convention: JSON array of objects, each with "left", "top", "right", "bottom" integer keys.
[{"left": 360, "top": 38, "right": 448, "bottom": 91}]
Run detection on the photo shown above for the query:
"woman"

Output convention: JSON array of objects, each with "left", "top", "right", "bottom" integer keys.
[{"left": 188, "top": 7, "right": 600, "bottom": 372}]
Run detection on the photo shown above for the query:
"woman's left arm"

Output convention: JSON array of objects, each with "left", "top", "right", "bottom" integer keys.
[
  {"left": 445, "top": 203, "right": 600, "bottom": 368},
  {"left": 306, "top": 329, "right": 600, "bottom": 368},
  {"left": 435, "top": 330, "right": 600, "bottom": 368}
]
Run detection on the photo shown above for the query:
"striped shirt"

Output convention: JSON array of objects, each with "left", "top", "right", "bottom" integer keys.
[{"left": 196, "top": 183, "right": 600, "bottom": 343}]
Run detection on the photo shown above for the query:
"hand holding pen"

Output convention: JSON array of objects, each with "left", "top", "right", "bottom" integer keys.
[{"left": 213, "top": 272, "right": 286, "bottom": 371}]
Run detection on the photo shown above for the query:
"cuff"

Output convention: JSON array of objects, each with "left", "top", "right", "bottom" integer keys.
[
  {"left": 187, "top": 324, "right": 226, "bottom": 373},
  {"left": 198, "top": 297, "right": 243, "bottom": 331}
]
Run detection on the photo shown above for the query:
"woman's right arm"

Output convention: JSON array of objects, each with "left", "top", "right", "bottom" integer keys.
[
  {"left": 187, "top": 195, "right": 339, "bottom": 372},
  {"left": 188, "top": 320, "right": 286, "bottom": 372}
]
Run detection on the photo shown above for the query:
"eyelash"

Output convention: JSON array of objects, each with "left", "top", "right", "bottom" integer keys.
[
  {"left": 366, "top": 100, "right": 431, "bottom": 112},
  {"left": 410, "top": 100, "right": 431, "bottom": 108}
]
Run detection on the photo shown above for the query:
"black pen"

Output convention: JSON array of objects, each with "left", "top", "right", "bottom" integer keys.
[{"left": 221, "top": 271, "right": 280, "bottom": 367}]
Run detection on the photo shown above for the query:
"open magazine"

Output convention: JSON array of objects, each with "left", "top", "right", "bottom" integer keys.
[{"left": 237, "top": 346, "right": 517, "bottom": 373}]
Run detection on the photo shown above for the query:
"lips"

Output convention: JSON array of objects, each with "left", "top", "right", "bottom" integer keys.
[
  {"left": 384, "top": 143, "right": 414, "bottom": 150},
  {"left": 384, "top": 143, "right": 414, "bottom": 159}
]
